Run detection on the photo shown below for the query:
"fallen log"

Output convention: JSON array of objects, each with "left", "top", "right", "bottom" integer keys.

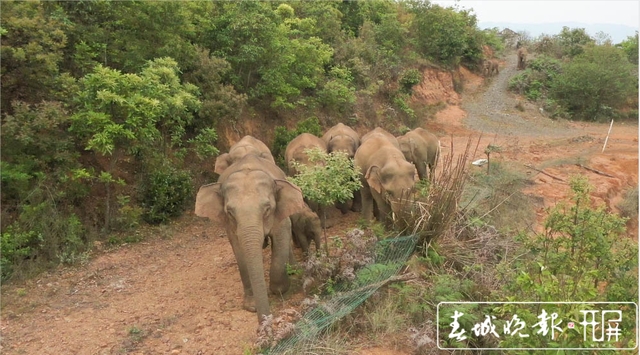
[
  {"left": 576, "top": 164, "right": 616, "bottom": 178},
  {"left": 524, "top": 164, "right": 565, "bottom": 182}
]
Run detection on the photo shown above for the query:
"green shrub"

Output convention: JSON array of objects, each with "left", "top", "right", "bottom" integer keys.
[
  {"left": 508, "top": 56, "right": 561, "bottom": 103},
  {"left": 617, "top": 31, "right": 639, "bottom": 65},
  {"left": 317, "top": 66, "right": 356, "bottom": 113},
  {"left": 503, "top": 176, "right": 636, "bottom": 301},
  {"left": 399, "top": 68, "right": 422, "bottom": 94},
  {"left": 140, "top": 166, "right": 194, "bottom": 224},
  {"left": 1, "top": 198, "right": 87, "bottom": 280},
  {"left": 551, "top": 45, "right": 637, "bottom": 121}
]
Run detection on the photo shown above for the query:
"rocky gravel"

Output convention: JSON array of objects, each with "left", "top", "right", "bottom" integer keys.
[{"left": 463, "top": 50, "right": 575, "bottom": 137}]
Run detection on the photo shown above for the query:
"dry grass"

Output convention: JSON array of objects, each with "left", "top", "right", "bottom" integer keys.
[{"left": 394, "top": 135, "right": 480, "bottom": 253}]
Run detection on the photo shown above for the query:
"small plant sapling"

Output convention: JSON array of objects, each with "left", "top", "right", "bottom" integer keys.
[{"left": 484, "top": 144, "right": 502, "bottom": 175}]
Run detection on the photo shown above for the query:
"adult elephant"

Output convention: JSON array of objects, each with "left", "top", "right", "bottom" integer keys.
[
  {"left": 354, "top": 132, "right": 416, "bottom": 225},
  {"left": 322, "top": 123, "right": 361, "bottom": 213},
  {"left": 322, "top": 123, "right": 360, "bottom": 158},
  {"left": 214, "top": 135, "right": 274, "bottom": 174},
  {"left": 195, "top": 155, "right": 305, "bottom": 322},
  {"left": 361, "top": 127, "right": 400, "bottom": 149},
  {"left": 284, "top": 133, "right": 327, "bottom": 176},
  {"left": 517, "top": 48, "right": 528, "bottom": 70},
  {"left": 397, "top": 128, "right": 441, "bottom": 181}
]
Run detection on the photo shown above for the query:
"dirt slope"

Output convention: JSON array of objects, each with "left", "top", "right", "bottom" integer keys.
[{"left": 1, "top": 51, "right": 637, "bottom": 355}]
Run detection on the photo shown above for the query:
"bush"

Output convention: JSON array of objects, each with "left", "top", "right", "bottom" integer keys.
[
  {"left": 140, "top": 166, "right": 194, "bottom": 224},
  {"left": 399, "top": 68, "right": 422, "bottom": 94},
  {"left": 551, "top": 46, "right": 637, "bottom": 121},
  {"left": 508, "top": 56, "right": 561, "bottom": 103},
  {"left": 1, "top": 197, "right": 87, "bottom": 280},
  {"left": 317, "top": 66, "right": 356, "bottom": 113},
  {"left": 503, "top": 176, "right": 636, "bottom": 301}
]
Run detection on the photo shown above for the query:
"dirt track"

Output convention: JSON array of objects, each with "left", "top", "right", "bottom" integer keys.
[{"left": 1, "top": 51, "right": 637, "bottom": 355}]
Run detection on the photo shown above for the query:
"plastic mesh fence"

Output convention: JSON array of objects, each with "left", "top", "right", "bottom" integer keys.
[{"left": 269, "top": 234, "right": 418, "bottom": 354}]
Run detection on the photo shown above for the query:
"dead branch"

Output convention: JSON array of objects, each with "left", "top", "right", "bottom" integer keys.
[
  {"left": 576, "top": 164, "right": 616, "bottom": 178},
  {"left": 524, "top": 164, "right": 565, "bottom": 182}
]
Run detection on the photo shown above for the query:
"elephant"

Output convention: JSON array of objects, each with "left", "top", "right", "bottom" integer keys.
[
  {"left": 517, "top": 48, "right": 528, "bottom": 70},
  {"left": 195, "top": 154, "right": 306, "bottom": 322},
  {"left": 322, "top": 123, "right": 360, "bottom": 158},
  {"left": 290, "top": 206, "right": 322, "bottom": 255},
  {"left": 322, "top": 123, "right": 362, "bottom": 213},
  {"left": 214, "top": 135, "right": 275, "bottom": 175},
  {"left": 284, "top": 133, "right": 327, "bottom": 176},
  {"left": 361, "top": 127, "right": 400, "bottom": 149},
  {"left": 398, "top": 128, "right": 441, "bottom": 181},
  {"left": 483, "top": 59, "right": 499, "bottom": 76},
  {"left": 354, "top": 132, "right": 416, "bottom": 225}
]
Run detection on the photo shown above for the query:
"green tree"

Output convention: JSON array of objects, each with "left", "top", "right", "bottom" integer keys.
[
  {"left": 69, "top": 58, "right": 202, "bottom": 228},
  {"left": 617, "top": 31, "right": 639, "bottom": 65},
  {"left": 557, "top": 26, "right": 594, "bottom": 58},
  {"left": 551, "top": 45, "right": 636, "bottom": 120},
  {"left": 409, "top": 2, "right": 472, "bottom": 66},
  {"left": 0, "top": 1, "right": 71, "bottom": 112}
]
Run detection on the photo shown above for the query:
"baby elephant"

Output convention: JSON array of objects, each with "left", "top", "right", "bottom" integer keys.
[
  {"left": 290, "top": 207, "right": 322, "bottom": 255},
  {"left": 397, "top": 128, "right": 440, "bottom": 181},
  {"left": 483, "top": 59, "right": 499, "bottom": 76}
]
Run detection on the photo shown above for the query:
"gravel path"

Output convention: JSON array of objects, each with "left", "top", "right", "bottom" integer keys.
[{"left": 463, "top": 50, "right": 575, "bottom": 137}]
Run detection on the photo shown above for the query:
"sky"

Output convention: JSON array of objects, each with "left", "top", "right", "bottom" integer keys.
[{"left": 431, "top": 1, "right": 639, "bottom": 27}]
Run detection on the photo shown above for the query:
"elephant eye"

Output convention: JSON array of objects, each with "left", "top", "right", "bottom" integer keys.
[{"left": 263, "top": 205, "right": 271, "bottom": 217}]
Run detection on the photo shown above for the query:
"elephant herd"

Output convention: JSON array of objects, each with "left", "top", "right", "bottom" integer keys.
[
  {"left": 483, "top": 47, "right": 528, "bottom": 77},
  {"left": 195, "top": 124, "right": 440, "bottom": 323}
]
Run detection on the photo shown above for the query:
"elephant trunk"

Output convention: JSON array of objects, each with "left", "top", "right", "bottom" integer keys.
[{"left": 238, "top": 222, "right": 270, "bottom": 322}]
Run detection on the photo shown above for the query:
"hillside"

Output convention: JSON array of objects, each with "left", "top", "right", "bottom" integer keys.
[{"left": 2, "top": 50, "right": 637, "bottom": 354}]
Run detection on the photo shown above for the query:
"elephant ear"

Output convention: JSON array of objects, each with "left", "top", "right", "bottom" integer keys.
[
  {"left": 365, "top": 165, "right": 383, "bottom": 194},
  {"left": 274, "top": 179, "right": 306, "bottom": 222},
  {"left": 214, "top": 153, "right": 232, "bottom": 175},
  {"left": 195, "top": 183, "right": 224, "bottom": 221}
]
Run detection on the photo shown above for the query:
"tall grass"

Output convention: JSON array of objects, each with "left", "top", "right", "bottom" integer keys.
[{"left": 394, "top": 136, "right": 480, "bottom": 254}]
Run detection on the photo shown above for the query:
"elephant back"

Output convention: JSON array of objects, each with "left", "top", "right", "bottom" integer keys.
[{"left": 217, "top": 154, "right": 287, "bottom": 184}]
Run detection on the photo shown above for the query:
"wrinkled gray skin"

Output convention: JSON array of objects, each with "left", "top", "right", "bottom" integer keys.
[
  {"left": 354, "top": 132, "right": 416, "bottom": 225},
  {"left": 214, "top": 135, "right": 275, "bottom": 175},
  {"left": 289, "top": 207, "right": 322, "bottom": 255},
  {"left": 397, "top": 128, "right": 441, "bottom": 181},
  {"left": 361, "top": 127, "right": 400, "bottom": 149},
  {"left": 322, "top": 123, "right": 362, "bottom": 213},
  {"left": 195, "top": 155, "right": 305, "bottom": 322},
  {"left": 284, "top": 133, "right": 327, "bottom": 176}
]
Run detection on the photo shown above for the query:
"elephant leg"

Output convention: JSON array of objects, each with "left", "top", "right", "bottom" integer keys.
[
  {"left": 336, "top": 200, "right": 350, "bottom": 214},
  {"left": 288, "top": 240, "right": 297, "bottom": 267},
  {"left": 269, "top": 217, "right": 291, "bottom": 295},
  {"left": 417, "top": 162, "right": 427, "bottom": 181},
  {"left": 312, "top": 230, "right": 322, "bottom": 254},
  {"left": 226, "top": 227, "right": 255, "bottom": 312},
  {"left": 292, "top": 220, "right": 309, "bottom": 254},
  {"left": 360, "top": 184, "right": 375, "bottom": 222},
  {"left": 371, "top": 190, "right": 391, "bottom": 225},
  {"left": 351, "top": 190, "right": 362, "bottom": 212}
]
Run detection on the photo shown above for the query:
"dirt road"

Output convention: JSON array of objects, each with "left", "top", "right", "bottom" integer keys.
[{"left": 2, "top": 51, "right": 637, "bottom": 355}]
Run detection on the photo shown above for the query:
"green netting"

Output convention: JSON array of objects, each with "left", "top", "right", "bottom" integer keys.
[{"left": 269, "top": 235, "right": 418, "bottom": 354}]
